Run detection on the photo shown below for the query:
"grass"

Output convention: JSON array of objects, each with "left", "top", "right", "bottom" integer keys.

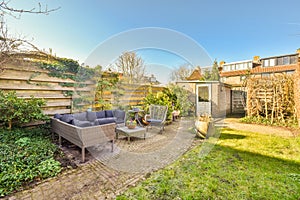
[{"left": 117, "top": 127, "right": 300, "bottom": 200}]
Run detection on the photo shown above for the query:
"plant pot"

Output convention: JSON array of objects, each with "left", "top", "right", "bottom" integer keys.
[{"left": 127, "top": 124, "right": 136, "bottom": 129}]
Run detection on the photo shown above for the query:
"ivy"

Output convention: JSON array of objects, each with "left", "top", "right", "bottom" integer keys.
[
  {"left": 38, "top": 57, "right": 95, "bottom": 82},
  {"left": 59, "top": 82, "right": 75, "bottom": 87}
]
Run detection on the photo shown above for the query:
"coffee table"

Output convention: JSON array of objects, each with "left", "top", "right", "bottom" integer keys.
[{"left": 115, "top": 126, "right": 146, "bottom": 141}]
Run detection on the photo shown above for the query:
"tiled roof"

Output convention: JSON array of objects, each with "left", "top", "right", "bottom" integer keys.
[
  {"left": 220, "top": 70, "right": 249, "bottom": 77},
  {"left": 187, "top": 68, "right": 202, "bottom": 80},
  {"left": 220, "top": 64, "right": 297, "bottom": 77}
]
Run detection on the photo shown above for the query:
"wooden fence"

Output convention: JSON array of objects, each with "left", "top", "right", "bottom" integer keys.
[{"left": 0, "top": 61, "right": 165, "bottom": 115}]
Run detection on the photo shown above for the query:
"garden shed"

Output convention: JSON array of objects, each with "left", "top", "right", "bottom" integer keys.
[{"left": 176, "top": 81, "right": 231, "bottom": 117}]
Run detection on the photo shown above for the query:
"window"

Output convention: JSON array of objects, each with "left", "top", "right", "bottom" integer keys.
[
  {"left": 277, "top": 57, "right": 283, "bottom": 65},
  {"left": 290, "top": 55, "right": 297, "bottom": 64},
  {"left": 263, "top": 60, "right": 269, "bottom": 67},
  {"left": 269, "top": 58, "right": 276, "bottom": 66},
  {"left": 198, "top": 86, "right": 209, "bottom": 102},
  {"left": 283, "top": 56, "right": 289, "bottom": 65}
]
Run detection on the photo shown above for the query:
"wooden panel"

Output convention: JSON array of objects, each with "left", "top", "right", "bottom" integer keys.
[
  {"left": 0, "top": 80, "right": 94, "bottom": 91},
  {"left": 45, "top": 100, "right": 71, "bottom": 107},
  {"left": 0, "top": 69, "right": 75, "bottom": 83},
  {"left": 44, "top": 109, "right": 71, "bottom": 115}
]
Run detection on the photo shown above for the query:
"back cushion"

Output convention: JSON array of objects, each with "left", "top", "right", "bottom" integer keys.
[
  {"left": 54, "top": 113, "right": 62, "bottom": 119},
  {"left": 60, "top": 114, "right": 74, "bottom": 124},
  {"left": 73, "top": 112, "right": 87, "bottom": 121},
  {"left": 96, "top": 111, "right": 106, "bottom": 118},
  {"left": 87, "top": 111, "right": 97, "bottom": 122},
  {"left": 105, "top": 110, "right": 113, "bottom": 118},
  {"left": 114, "top": 109, "right": 125, "bottom": 119}
]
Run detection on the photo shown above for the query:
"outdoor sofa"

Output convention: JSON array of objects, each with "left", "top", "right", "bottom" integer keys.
[{"left": 51, "top": 110, "right": 125, "bottom": 162}]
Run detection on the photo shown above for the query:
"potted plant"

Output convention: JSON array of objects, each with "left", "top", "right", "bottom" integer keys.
[{"left": 126, "top": 119, "right": 137, "bottom": 129}]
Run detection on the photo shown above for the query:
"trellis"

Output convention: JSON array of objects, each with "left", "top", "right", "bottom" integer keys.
[{"left": 245, "top": 74, "right": 296, "bottom": 124}]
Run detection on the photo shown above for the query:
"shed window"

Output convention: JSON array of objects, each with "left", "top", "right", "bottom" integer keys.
[{"left": 198, "top": 86, "right": 209, "bottom": 102}]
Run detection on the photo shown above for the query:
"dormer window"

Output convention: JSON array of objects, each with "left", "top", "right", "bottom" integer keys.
[{"left": 262, "top": 54, "right": 297, "bottom": 67}]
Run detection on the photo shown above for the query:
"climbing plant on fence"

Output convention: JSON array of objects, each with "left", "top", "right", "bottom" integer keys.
[{"left": 244, "top": 74, "right": 296, "bottom": 126}]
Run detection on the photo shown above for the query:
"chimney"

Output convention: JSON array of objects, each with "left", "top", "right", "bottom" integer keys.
[
  {"left": 253, "top": 56, "right": 260, "bottom": 63},
  {"left": 218, "top": 61, "right": 225, "bottom": 72}
]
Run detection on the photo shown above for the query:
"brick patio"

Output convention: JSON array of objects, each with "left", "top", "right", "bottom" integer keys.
[{"left": 6, "top": 118, "right": 197, "bottom": 200}]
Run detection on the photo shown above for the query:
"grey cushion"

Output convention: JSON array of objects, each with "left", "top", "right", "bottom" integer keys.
[
  {"left": 147, "top": 119, "right": 163, "bottom": 124},
  {"left": 96, "top": 111, "right": 106, "bottom": 118},
  {"left": 96, "top": 117, "right": 116, "bottom": 125},
  {"left": 105, "top": 110, "right": 113, "bottom": 118},
  {"left": 73, "top": 112, "right": 87, "bottom": 121},
  {"left": 113, "top": 109, "right": 125, "bottom": 124},
  {"left": 87, "top": 111, "right": 97, "bottom": 122},
  {"left": 54, "top": 113, "right": 62, "bottom": 119},
  {"left": 60, "top": 114, "right": 74, "bottom": 124},
  {"left": 72, "top": 119, "right": 93, "bottom": 127}
]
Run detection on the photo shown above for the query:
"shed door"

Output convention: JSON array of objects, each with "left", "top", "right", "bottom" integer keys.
[{"left": 196, "top": 84, "right": 211, "bottom": 116}]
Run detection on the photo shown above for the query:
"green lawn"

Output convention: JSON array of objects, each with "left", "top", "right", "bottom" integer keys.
[{"left": 117, "top": 127, "right": 300, "bottom": 200}]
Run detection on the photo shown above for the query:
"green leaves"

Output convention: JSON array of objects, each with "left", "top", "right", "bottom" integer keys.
[
  {"left": 0, "top": 127, "right": 61, "bottom": 197},
  {"left": 0, "top": 90, "right": 48, "bottom": 129}
]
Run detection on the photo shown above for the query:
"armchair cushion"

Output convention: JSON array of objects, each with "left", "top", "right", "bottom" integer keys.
[{"left": 146, "top": 119, "right": 163, "bottom": 123}]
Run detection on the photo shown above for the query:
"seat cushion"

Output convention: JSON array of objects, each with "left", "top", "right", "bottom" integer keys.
[
  {"left": 72, "top": 119, "right": 93, "bottom": 127},
  {"left": 147, "top": 119, "right": 163, "bottom": 123},
  {"left": 96, "top": 117, "right": 116, "bottom": 125},
  {"left": 105, "top": 110, "right": 113, "bottom": 118},
  {"left": 87, "top": 111, "right": 97, "bottom": 122},
  {"left": 96, "top": 111, "right": 106, "bottom": 118}
]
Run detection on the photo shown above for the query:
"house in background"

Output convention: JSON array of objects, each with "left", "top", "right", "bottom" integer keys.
[
  {"left": 176, "top": 49, "right": 300, "bottom": 117},
  {"left": 219, "top": 49, "right": 300, "bottom": 114}
]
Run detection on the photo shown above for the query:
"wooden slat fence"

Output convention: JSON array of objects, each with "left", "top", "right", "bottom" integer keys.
[{"left": 0, "top": 62, "right": 165, "bottom": 115}]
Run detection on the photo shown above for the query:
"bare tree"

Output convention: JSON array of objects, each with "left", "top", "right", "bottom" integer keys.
[
  {"left": 115, "top": 51, "right": 145, "bottom": 84},
  {"left": 170, "top": 64, "right": 194, "bottom": 81},
  {"left": 0, "top": 1, "right": 59, "bottom": 68}
]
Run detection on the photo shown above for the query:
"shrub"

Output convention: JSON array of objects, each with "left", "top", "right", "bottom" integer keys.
[
  {"left": 0, "top": 126, "right": 61, "bottom": 197},
  {"left": 0, "top": 90, "right": 49, "bottom": 129}
]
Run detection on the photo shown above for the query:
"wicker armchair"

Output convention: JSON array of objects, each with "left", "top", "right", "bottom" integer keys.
[{"left": 145, "top": 105, "right": 168, "bottom": 133}]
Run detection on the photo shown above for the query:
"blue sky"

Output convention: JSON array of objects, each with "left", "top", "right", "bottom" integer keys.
[{"left": 7, "top": 0, "right": 300, "bottom": 82}]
